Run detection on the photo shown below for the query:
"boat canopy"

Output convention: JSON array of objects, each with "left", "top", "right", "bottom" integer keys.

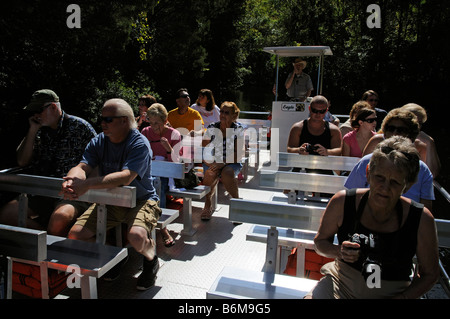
[{"left": 263, "top": 46, "right": 332, "bottom": 57}]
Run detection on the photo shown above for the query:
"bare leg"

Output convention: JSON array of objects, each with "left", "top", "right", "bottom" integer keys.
[
  {"left": 202, "top": 165, "right": 220, "bottom": 213},
  {"left": 128, "top": 226, "right": 156, "bottom": 261},
  {"left": 0, "top": 199, "right": 43, "bottom": 230},
  {"left": 220, "top": 166, "right": 239, "bottom": 199},
  {"left": 68, "top": 224, "right": 96, "bottom": 242},
  {"left": 47, "top": 203, "right": 79, "bottom": 237}
]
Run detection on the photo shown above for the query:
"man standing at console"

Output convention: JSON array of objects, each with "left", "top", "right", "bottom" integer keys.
[
  {"left": 285, "top": 58, "right": 314, "bottom": 101},
  {"left": 62, "top": 98, "right": 161, "bottom": 290}
]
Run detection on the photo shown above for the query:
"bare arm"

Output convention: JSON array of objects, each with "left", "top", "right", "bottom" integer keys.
[
  {"left": 16, "top": 117, "right": 41, "bottom": 167},
  {"left": 314, "top": 191, "right": 360, "bottom": 262},
  {"left": 61, "top": 163, "right": 137, "bottom": 200},
  {"left": 286, "top": 122, "right": 303, "bottom": 153},
  {"left": 285, "top": 72, "right": 295, "bottom": 90},
  {"left": 327, "top": 124, "right": 343, "bottom": 156},
  {"left": 362, "top": 134, "right": 384, "bottom": 156}
]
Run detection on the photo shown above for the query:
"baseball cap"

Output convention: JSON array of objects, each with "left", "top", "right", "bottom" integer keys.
[{"left": 24, "top": 89, "right": 59, "bottom": 113}]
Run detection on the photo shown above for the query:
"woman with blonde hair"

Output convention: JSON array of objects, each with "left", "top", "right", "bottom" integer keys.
[
  {"left": 142, "top": 103, "right": 181, "bottom": 247},
  {"left": 200, "top": 101, "right": 245, "bottom": 220}
]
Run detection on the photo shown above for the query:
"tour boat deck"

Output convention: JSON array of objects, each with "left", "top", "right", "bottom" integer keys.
[
  {"left": 52, "top": 173, "right": 279, "bottom": 299},
  {"left": 12, "top": 151, "right": 449, "bottom": 300}
]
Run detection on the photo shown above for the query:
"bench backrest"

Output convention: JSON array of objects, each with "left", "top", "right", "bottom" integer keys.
[
  {"left": 238, "top": 119, "right": 271, "bottom": 129},
  {"left": 151, "top": 160, "right": 185, "bottom": 179},
  {"left": 0, "top": 224, "right": 47, "bottom": 262},
  {"left": 229, "top": 198, "right": 323, "bottom": 231},
  {"left": 0, "top": 173, "right": 136, "bottom": 208},
  {"left": 278, "top": 152, "right": 360, "bottom": 172},
  {"left": 260, "top": 170, "right": 347, "bottom": 194}
]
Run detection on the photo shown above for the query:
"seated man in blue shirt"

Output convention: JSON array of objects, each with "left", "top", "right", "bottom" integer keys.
[{"left": 61, "top": 98, "right": 161, "bottom": 290}]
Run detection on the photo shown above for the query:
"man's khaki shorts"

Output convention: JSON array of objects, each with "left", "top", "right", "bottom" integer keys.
[{"left": 75, "top": 199, "right": 161, "bottom": 235}]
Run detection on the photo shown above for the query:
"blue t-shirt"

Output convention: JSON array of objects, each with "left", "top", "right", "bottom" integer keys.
[
  {"left": 344, "top": 154, "right": 435, "bottom": 202},
  {"left": 81, "top": 129, "right": 158, "bottom": 202}
]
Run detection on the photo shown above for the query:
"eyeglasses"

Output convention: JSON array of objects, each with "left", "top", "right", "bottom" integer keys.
[
  {"left": 34, "top": 103, "right": 52, "bottom": 114},
  {"left": 385, "top": 125, "right": 409, "bottom": 135},
  {"left": 100, "top": 116, "right": 125, "bottom": 123},
  {"left": 220, "top": 110, "right": 232, "bottom": 115},
  {"left": 310, "top": 107, "right": 327, "bottom": 114},
  {"left": 178, "top": 94, "right": 190, "bottom": 99},
  {"left": 362, "top": 117, "right": 377, "bottom": 124}
]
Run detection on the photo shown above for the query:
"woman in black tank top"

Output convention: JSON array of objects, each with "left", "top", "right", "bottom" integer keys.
[{"left": 307, "top": 136, "right": 439, "bottom": 299}]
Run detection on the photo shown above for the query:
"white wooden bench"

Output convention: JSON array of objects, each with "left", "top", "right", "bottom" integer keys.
[
  {"left": 0, "top": 172, "right": 137, "bottom": 245},
  {"left": 208, "top": 199, "right": 450, "bottom": 299},
  {"left": 207, "top": 198, "right": 323, "bottom": 299},
  {"left": 260, "top": 152, "right": 360, "bottom": 204},
  {"left": 0, "top": 172, "right": 137, "bottom": 298},
  {"left": 0, "top": 224, "right": 127, "bottom": 299}
]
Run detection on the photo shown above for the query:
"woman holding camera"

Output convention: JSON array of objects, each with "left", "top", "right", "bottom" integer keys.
[{"left": 307, "top": 136, "right": 439, "bottom": 299}]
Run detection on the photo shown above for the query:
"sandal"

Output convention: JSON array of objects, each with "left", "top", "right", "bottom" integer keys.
[
  {"left": 201, "top": 207, "right": 214, "bottom": 221},
  {"left": 163, "top": 234, "right": 175, "bottom": 247}
]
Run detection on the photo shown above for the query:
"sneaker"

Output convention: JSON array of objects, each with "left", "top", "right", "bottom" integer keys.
[
  {"left": 103, "top": 255, "right": 128, "bottom": 281},
  {"left": 136, "top": 256, "right": 159, "bottom": 290}
]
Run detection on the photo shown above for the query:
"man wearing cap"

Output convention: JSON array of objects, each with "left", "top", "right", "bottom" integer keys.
[
  {"left": 0, "top": 89, "right": 97, "bottom": 236},
  {"left": 285, "top": 57, "right": 314, "bottom": 101}
]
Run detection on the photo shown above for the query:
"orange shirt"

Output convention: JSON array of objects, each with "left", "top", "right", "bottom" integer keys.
[{"left": 167, "top": 107, "right": 204, "bottom": 132}]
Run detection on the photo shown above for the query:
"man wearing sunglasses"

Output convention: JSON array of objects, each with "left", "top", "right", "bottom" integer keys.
[
  {"left": 287, "top": 95, "right": 342, "bottom": 157},
  {"left": 0, "top": 89, "right": 97, "bottom": 236},
  {"left": 345, "top": 108, "right": 434, "bottom": 210},
  {"left": 62, "top": 98, "right": 161, "bottom": 290}
]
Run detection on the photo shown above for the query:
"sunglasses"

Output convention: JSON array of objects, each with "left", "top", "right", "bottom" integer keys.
[
  {"left": 362, "top": 117, "right": 377, "bottom": 124},
  {"left": 178, "top": 94, "right": 190, "bottom": 99},
  {"left": 220, "top": 109, "right": 232, "bottom": 115},
  {"left": 385, "top": 125, "right": 409, "bottom": 134},
  {"left": 100, "top": 116, "right": 125, "bottom": 123},
  {"left": 368, "top": 98, "right": 379, "bottom": 102},
  {"left": 34, "top": 103, "right": 52, "bottom": 114},
  {"left": 310, "top": 107, "right": 327, "bottom": 114}
]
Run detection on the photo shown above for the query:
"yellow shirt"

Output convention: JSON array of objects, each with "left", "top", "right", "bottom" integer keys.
[{"left": 168, "top": 107, "right": 204, "bottom": 132}]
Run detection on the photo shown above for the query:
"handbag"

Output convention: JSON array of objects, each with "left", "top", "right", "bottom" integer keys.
[{"left": 174, "top": 168, "right": 200, "bottom": 189}]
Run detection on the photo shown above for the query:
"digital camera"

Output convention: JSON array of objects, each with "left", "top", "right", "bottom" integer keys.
[{"left": 350, "top": 233, "right": 382, "bottom": 280}]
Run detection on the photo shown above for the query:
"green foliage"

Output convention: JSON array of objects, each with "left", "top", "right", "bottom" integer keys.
[{"left": 1, "top": 0, "right": 450, "bottom": 167}]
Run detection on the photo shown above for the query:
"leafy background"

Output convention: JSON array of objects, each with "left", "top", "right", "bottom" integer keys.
[{"left": 1, "top": 0, "right": 449, "bottom": 217}]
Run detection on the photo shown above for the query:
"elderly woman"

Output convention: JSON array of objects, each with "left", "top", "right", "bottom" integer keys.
[
  {"left": 200, "top": 101, "right": 245, "bottom": 220},
  {"left": 362, "top": 108, "right": 426, "bottom": 161},
  {"left": 308, "top": 136, "right": 439, "bottom": 299},
  {"left": 141, "top": 103, "right": 181, "bottom": 247},
  {"left": 341, "top": 106, "right": 377, "bottom": 158}
]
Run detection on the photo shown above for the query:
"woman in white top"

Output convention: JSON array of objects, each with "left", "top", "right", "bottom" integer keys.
[{"left": 190, "top": 89, "right": 220, "bottom": 128}]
